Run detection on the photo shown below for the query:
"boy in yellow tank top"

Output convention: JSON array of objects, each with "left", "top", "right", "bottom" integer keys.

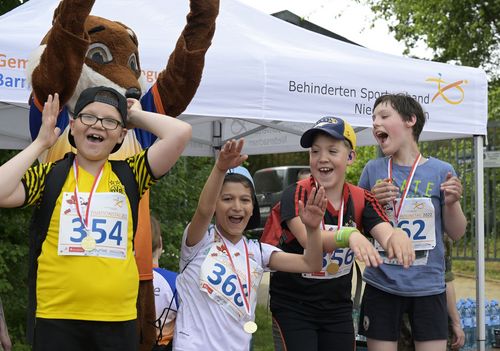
[{"left": 0, "top": 86, "right": 192, "bottom": 351}]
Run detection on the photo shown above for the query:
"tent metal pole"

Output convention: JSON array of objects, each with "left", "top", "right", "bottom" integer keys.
[
  {"left": 211, "top": 120, "right": 222, "bottom": 158},
  {"left": 474, "top": 135, "right": 485, "bottom": 351}
]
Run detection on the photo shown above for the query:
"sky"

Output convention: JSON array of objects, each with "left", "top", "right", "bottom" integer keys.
[{"left": 237, "top": 0, "right": 432, "bottom": 59}]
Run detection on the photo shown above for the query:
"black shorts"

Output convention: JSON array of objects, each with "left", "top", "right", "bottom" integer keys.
[
  {"left": 272, "top": 309, "right": 354, "bottom": 351},
  {"left": 34, "top": 318, "right": 138, "bottom": 351},
  {"left": 358, "top": 284, "right": 448, "bottom": 342}
]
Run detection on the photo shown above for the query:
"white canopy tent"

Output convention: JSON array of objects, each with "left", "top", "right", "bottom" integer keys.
[
  {"left": 0, "top": 0, "right": 489, "bottom": 349},
  {"left": 0, "top": 0, "right": 488, "bottom": 155}
]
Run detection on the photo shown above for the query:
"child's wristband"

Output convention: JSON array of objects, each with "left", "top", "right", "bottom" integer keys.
[{"left": 334, "top": 227, "right": 358, "bottom": 248}]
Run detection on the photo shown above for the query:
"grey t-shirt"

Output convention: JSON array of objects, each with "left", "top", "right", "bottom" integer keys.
[{"left": 359, "top": 156, "right": 457, "bottom": 297}]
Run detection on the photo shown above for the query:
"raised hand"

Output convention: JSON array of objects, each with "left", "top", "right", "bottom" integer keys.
[
  {"left": 371, "top": 178, "right": 399, "bottom": 206},
  {"left": 125, "top": 98, "right": 142, "bottom": 129},
  {"left": 36, "top": 94, "right": 61, "bottom": 150},
  {"left": 440, "top": 172, "right": 462, "bottom": 205},
  {"left": 216, "top": 139, "right": 248, "bottom": 172},
  {"left": 298, "top": 186, "right": 327, "bottom": 230},
  {"left": 127, "top": 98, "right": 142, "bottom": 112}
]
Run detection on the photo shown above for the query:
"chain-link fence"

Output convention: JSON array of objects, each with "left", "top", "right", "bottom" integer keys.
[{"left": 420, "top": 120, "right": 499, "bottom": 261}]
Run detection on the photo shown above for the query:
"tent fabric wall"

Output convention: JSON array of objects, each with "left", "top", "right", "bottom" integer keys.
[{"left": 0, "top": 0, "right": 488, "bottom": 156}]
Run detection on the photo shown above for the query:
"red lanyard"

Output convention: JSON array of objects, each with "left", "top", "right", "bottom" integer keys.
[
  {"left": 321, "top": 197, "right": 344, "bottom": 231},
  {"left": 73, "top": 158, "right": 104, "bottom": 230},
  {"left": 217, "top": 229, "right": 252, "bottom": 315},
  {"left": 317, "top": 180, "right": 344, "bottom": 231},
  {"left": 387, "top": 154, "right": 421, "bottom": 224}
]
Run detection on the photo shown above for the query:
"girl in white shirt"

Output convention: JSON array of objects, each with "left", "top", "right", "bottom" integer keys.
[{"left": 174, "top": 139, "right": 326, "bottom": 351}]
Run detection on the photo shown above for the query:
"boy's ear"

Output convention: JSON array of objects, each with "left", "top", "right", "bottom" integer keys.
[
  {"left": 406, "top": 114, "right": 417, "bottom": 128},
  {"left": 118, "top": 127, "right": 128, "bottom": 143},
  {"left": 347, "top": 150, "right": 356, "bottom": 164}
]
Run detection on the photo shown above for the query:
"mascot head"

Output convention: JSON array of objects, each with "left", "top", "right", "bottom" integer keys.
[
  {"left": 81, "top": 16, "right": 144, "bottom": 98},
  {"left": 29, "top": 13, "right": 147, "bottom": 113}
]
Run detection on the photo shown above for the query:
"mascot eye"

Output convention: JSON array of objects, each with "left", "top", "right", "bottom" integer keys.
[
  {"left": 128, "top": 53, "right": 140, "bottom": 73},
  {"left": 86, "top": 43, "right": 113, "bottom": 64}
]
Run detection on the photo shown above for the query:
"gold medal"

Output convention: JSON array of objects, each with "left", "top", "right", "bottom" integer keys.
[
  {"left": 81, "top": 235, "right": 96, "bottom": 251},
  {"left": 326, "top": 262, "right": 339, "bottom": 275},
  {"left": 243, "top": 321, "right": 258, "bottom": 334}
]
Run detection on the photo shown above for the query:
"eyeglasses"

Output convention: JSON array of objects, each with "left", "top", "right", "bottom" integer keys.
[{"left": 76, "top": 113, "right": 123, "bottom": 130}]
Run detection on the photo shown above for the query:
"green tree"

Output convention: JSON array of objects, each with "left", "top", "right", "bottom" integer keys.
[
  {"left": 360, "top": 0, "right": 500, "bottom": 78},
  {"left": 0, "top": 150, "right": 31, "bottom": 349},
  {"left": 150, "top": 156, "right": 213, "bottom": 271},
  {"left": 0, "top": 0, "right": 25, "bottom": 15}
]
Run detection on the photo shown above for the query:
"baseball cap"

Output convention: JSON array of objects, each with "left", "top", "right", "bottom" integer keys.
[
  {"left": 226, "top": 166, "right": 261, "bottom": 231},
  {"left": 69, "top": 86, "right": 128, "bottom": 153},
  {"left": 300, "top": 116, "right": 356, "bottom": 150}
]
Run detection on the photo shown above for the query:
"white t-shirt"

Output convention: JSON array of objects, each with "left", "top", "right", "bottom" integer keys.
[
  {"left": 153, "top": 268, "right": 178, "bottom": 324},
  {"left": 153, "top": 267, "right": 178, "bottom": 345},
  {"left": 173, "top": 224, "right": 280, "bottom": 351}
]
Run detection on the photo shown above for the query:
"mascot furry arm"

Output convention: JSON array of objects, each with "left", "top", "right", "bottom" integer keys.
[{"left": 30, "top": 0, "right": 219, "bottom": 117}]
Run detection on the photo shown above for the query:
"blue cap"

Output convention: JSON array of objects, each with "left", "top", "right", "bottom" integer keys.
[
  {"left": 300, "top": 116, "right": 356, "bottom": 150},
  {"left": 226, "top": 166, "right": 260, "bottom": 230},
  {"left": 227, "top": 166, "right": 255, "bottom": 187}
]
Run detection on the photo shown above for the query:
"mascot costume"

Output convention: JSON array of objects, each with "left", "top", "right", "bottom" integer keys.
[{"left": 26, "top": 0, "right": 219, "bottom": 349}]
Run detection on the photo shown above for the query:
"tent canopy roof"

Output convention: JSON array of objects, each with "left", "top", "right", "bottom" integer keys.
[{"left": 0, "top": 0, "right": 488, "bottom": 155}]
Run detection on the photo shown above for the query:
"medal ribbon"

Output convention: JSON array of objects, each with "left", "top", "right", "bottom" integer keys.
[
  {"left": 387, "top": 154, "right": 421, "bottom": 224},
  {"left": 216, "top": 228, "right": 252, "bottom": 316},
  {"left": 73, "top": 158, "right": 104, "bottom": 231}
]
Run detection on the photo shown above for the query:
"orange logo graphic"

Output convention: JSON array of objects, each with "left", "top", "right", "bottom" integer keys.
[
  {"left": 413, "top": 202, "right": 425, "bottom": 210},
  {"left": 426, "top": 74, "right": 468, "bottom": 105}
]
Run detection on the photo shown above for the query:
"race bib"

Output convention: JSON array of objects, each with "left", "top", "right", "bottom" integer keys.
[
  {"left": 199, "top": 239, "right": 263, "bottom": 322},
  {"left": 379, "top": 249, "right": 429, "bottom": 266},
  {"left": 303, "top": 224, "right": 354, "bottom": 280},
  {"left": 376, "top": 197, "right": 435, "bottom": 266},
  {"left": 58, "top": 192, "right": 129, "bottom": 259}
]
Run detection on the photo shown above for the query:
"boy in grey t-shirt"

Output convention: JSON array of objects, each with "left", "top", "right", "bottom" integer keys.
[{"left": 358, "top": 94, "right": 466, "bottom": 351}]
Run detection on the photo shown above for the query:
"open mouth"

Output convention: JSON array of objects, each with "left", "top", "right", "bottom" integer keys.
[
  {"left": 87, "top": 134, "right": 104, "bottom": 143},
  {"left": 375, "top": 131, "right": 388, "bottom": 144},
  {"left": 229, "top": 215, "right": 244, "bottom": 224},
  {"left": 318, "top": 167, "right": 333, "bottom": 176}
]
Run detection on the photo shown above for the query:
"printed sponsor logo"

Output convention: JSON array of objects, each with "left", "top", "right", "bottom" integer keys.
[{"left": 426, "top": 74, "right": 467, "bottom": 105}]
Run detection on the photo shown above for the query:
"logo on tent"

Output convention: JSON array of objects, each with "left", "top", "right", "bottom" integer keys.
[{"left": 426, "top": 74, "right": 467, "bottom": 105}]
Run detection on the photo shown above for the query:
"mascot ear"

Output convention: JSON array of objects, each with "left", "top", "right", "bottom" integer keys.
[
  {"left": 52, "top": 2, "right": 63, "bottom": 25},
  {"left": 115, "top": 21, "right": 138, "bottom": 46}
]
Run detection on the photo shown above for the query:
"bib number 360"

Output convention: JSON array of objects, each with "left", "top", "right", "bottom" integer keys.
[{"left": 207, "top": 263, "right": 248, "bottom": 307}]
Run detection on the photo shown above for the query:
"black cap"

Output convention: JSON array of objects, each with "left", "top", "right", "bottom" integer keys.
[{"left": 69, "top": 86, "right": 128, "bottom": 153}]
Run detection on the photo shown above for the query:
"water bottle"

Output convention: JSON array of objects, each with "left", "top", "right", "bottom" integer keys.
[
  {"left": 471, "top": 300, "right": 477, "bottom": 350},
  {"left": 456, "top": 299, "right": 463, "bottom": 327},
  {"left": 485, "top": 300, "right": 492, "bottom": 347},
  {"left": 455, "top": 300, "right": 465, "bottom": 349},
  {"left": 466, "top": 301, "right": 476, "bottom": 350},
  {"left": 491, "top": 300, "right": 500, "bottom": 347},
  {"left": 461, "top": 301, "right": 472, "bottom": 350}
]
